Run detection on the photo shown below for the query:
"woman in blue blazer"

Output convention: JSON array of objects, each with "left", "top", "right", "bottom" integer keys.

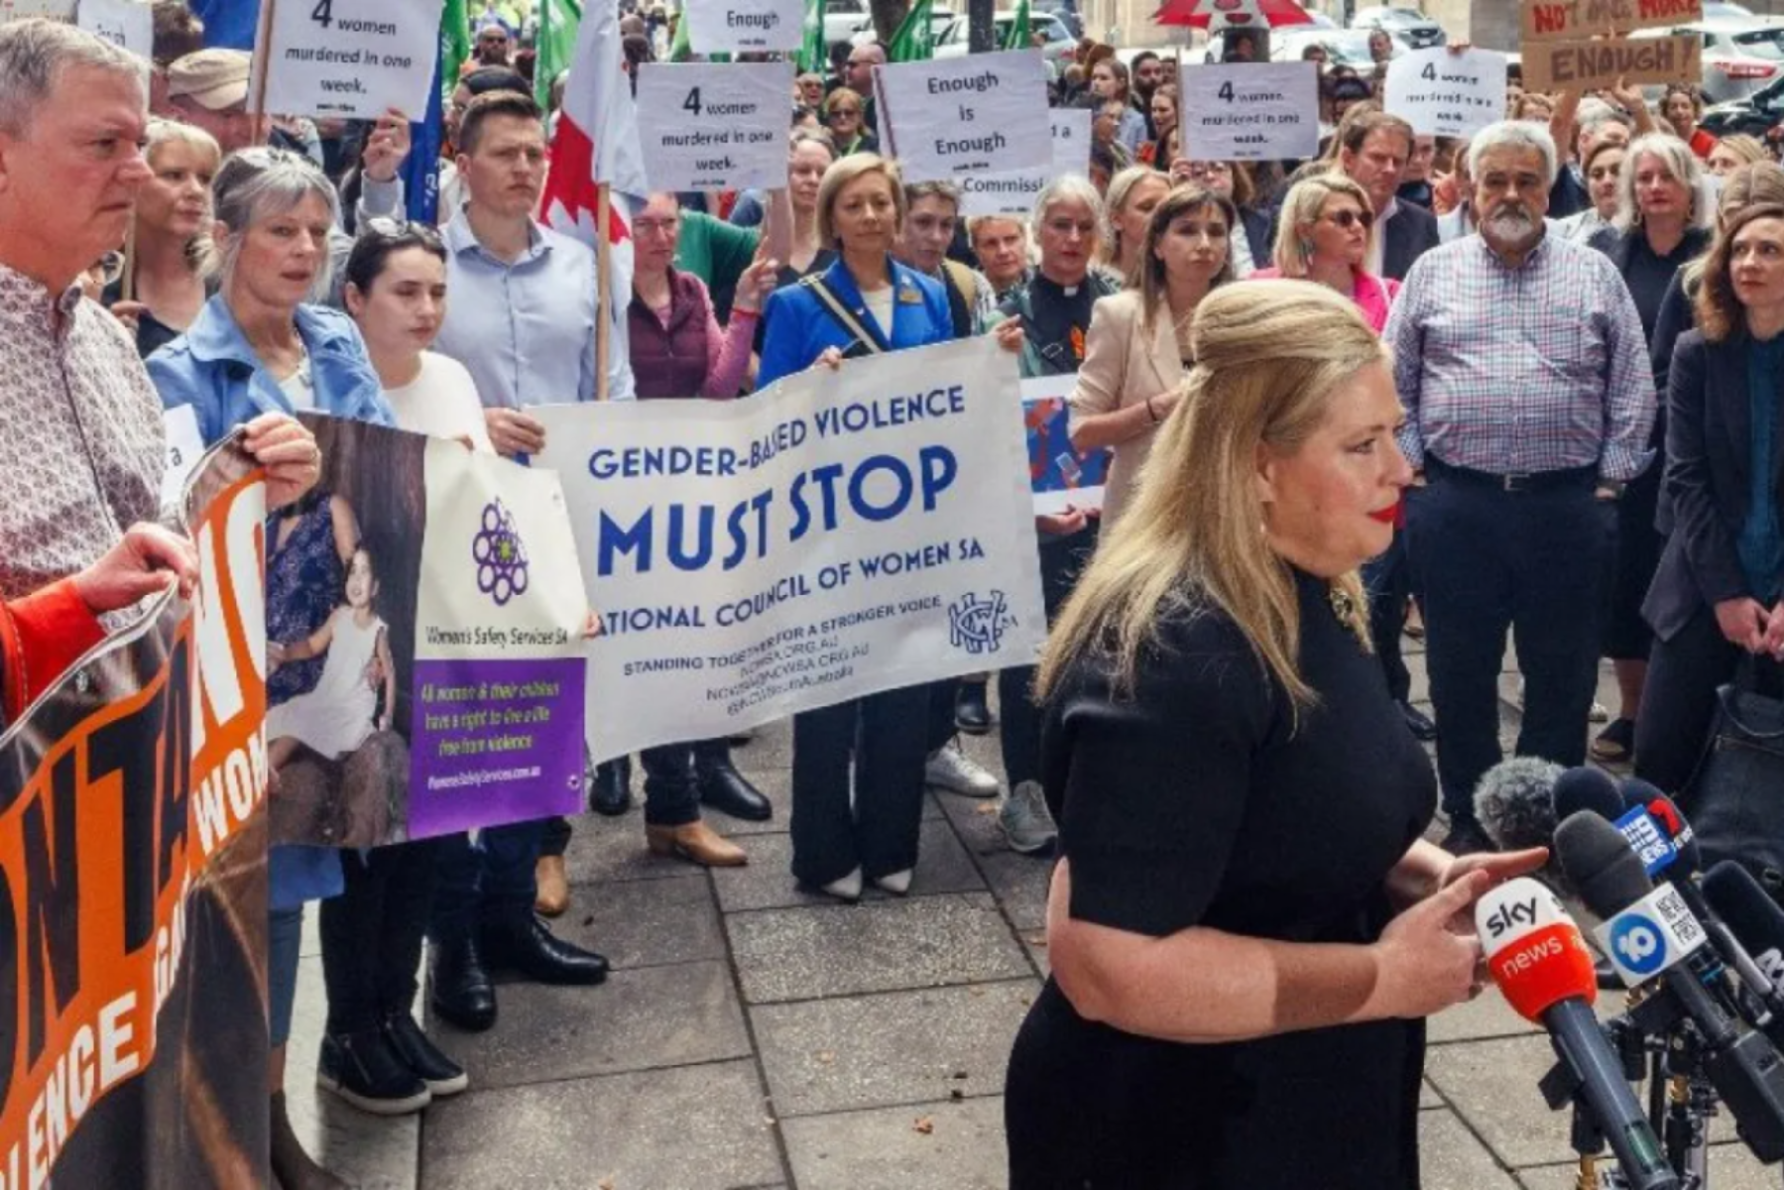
[
  {"left": 146, "top": 146, "right": 392, "bottom": 1190},
  {"left": 1636, "top": 201, "right": 1784, "bottom": 794},
  {"left": 755, "top": 154, "right": 953, "bottom": 901}
]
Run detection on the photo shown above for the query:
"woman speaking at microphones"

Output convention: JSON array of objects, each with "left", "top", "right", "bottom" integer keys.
[{"left": 1002, "top": 281, "right": 1547, "bottom": 1189}]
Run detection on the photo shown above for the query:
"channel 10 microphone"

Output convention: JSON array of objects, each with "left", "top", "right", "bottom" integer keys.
[
  {"left": 1472, "top": 761, "right": 1615, "bottom": 898},
  {"left": 1614, "top": 779, "right": 1781, "bottom": 1046},
  {"left": 1475, "top": 877, "right": 1678, "bottom": 1189},
  {"left": 1556, "top": 812, "right": 1785, "bottom": 1164}
]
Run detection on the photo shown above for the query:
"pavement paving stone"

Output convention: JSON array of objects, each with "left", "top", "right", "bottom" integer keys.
[
  {"left": 726, "top": 893, "right": 1034, "bottom": 1004},
  {"left": 427, "top": 959, "right": 751, "bottom": 1090},
  {"left": 751, "top": 979, "right": 1040, "bottom": 1117},
  {"left": 1419, "top": 1107, "right": 1524, "bottom": 1189},
  {"left": 420, "top": 1059, "right": 784, "bottom": 1190},
  {"left": 712, "top": 818, "right": 986, "bottom": 913},
  {"left": 778, "top": 1096, "right": 1009, "bottom": 1190},
  {"left": 560, "top": 808, "right": 693, "bottom": 885},
  {"left": 1515, "top": 1141, "right": 1778, "bottom": 1190},
  {"left": 544, "top": 871, "right": 727, "bottom": 972},
  {"left": 1426, "top": 987, "right": 1543, "bottom": 1044}
]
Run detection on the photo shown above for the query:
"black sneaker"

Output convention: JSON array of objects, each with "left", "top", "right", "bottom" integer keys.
[
  {"left": 317, "top": 1027, "right": 432, "bottom": 1116},
  {"left": 1441, "top": 817, "right": 1496, "bottom": 857},
  {"left": 383, "top": 1011, "right": 469, "bottom": 1097},
  {"left": 954, "top": 681, "right": 994, "bottom": 735}
]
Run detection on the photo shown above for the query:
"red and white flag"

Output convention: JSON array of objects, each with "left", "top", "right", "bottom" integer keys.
[{"left": 540, "top": 0, "right": 649, "bottom": 398}]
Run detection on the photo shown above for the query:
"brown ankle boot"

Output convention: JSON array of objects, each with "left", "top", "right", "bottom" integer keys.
[
  {"left": 646, "top": 820, "right": 747, "bottom": 867},
  {"left": 534, "top": 854, "right": 570, "bottom": 917},
  {"left": 270, "top": 1090, "right": 350, "bottom": 1190}
]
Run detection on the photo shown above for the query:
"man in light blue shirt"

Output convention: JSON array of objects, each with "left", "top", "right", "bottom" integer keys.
[
  {"left": 434, "top": 91, "right": 632, "bottom": 461},
  {"left": 427, "top": 90, "right": 619, "bottom": 1032}
]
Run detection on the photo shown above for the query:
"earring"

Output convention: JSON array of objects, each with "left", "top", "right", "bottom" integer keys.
[{"left": 1299, "top": 238, "right": 1315, "bottom": 262}]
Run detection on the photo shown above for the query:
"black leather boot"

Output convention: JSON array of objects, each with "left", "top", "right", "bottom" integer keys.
[
  {"left": 697, "top": 749, "right": 772, "bottom": 822},
  {"left": 480, "top": 912, "right": 610, "bottom": 986},
  {"left": 591, "top": 755, "right": 632, "bottom": 817},
  {"left": 428, "top": 933, "right": 497, "bottom": 1032}
]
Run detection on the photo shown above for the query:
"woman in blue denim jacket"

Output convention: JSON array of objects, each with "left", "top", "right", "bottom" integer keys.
[{"left": 146, "top": 146, "right": 390, "bottom": 1190}]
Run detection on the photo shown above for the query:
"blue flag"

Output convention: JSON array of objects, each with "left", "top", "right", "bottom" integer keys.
[
  {"left": 190, "top": 0, "right": 260, "bottom": 49},
  {"left": 404, "top": 50, "right": 445, "bottom": 223}
]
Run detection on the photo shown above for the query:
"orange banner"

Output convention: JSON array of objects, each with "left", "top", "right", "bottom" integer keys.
[{"left": 0, "top": 447, "right": 269, "bottom": 1188}]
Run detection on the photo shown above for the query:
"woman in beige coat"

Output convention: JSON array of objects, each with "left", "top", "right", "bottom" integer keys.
[{"left": 1069, "top": 186, "right": 1236, "bottom": 528}]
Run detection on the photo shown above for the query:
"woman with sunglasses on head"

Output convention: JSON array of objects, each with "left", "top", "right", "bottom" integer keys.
[
  {"left": 104, "top": 119, "right": 221, "bottom": 358},
  {"left": 822, "top": 89, "right": 878, "bottom": 157},
  {"left": 147, "top": 147, "right": 392, "bottom": 1190},
  {"left": 1169, "top": 158, "right": 1265, "bottom": 277},
  {"left": 1253, "top": 175, "right": 1399, "bottom": 332}
]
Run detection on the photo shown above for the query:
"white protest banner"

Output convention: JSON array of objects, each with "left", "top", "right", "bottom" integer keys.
[
  {"left": 636, "top": 62, "right": 793, "bottom": 193},
  {"left": 0, "top": 0, "right": 74, "bottom": 19},
  {"left": 961, "top": 109, "right": 1092, "bottom": 218},
  {"left": 1020, "top": 376, "right": 1108, "bottom": 515},
  {"left": 161, "top": 404, "right": 204, "bottom": 510},
  {"left": 1385, "top": 48, "right": 1507, "bottom": 138},
  {"left": 874, "top": 50, "right": 1051, "bottom": 185},
  {"left": 77, "top": 0, "right": 152, "bottom": 64},
  {"left": 256, "top": 0, "right": 440, "bottom": 120},
  {"left": 534, "top": 336, "right": 1048, "bottom": 761},
  {"left": 1180, "top": 61, "right": 1319, "bottom": 162},
  {"left": 687, "top": 0, "right": 803, "bottom": 53}
]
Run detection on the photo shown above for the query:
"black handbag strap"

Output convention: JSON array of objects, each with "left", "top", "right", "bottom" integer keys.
[{"left": 799, "top": 275, "right": 885, "bottom": 357}]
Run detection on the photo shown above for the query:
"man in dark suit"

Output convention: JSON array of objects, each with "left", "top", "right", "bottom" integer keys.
[{"left": 1336, "top": 110, "right": 1441, "bottom": 282}]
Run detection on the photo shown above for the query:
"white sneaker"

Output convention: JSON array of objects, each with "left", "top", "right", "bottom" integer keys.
[{"left": 925, "top": 744, "right": 1000, "bottom": 798}]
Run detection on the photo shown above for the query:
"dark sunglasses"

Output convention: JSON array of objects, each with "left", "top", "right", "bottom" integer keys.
[{"left": 1325, "top": 209, "right": 1374, "bottom": 229}]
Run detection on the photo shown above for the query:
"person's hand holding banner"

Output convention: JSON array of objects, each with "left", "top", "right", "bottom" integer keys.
[
  {"left": 73, "top": 522, "right": 200, "bottom": 611},
  {"left": 485, "top": 407, "right": 549, "bottom": 458},
  {"left": 242, "top": 411, "right": 322, "bottom": 510}
]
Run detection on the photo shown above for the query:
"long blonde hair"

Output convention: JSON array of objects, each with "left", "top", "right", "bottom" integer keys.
[{"left": 1037, "top": 281, "right": 1384, "bottom": 708}]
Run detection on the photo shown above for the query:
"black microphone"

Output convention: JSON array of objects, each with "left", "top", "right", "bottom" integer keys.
[
  {"left": 1552, "top": 765, "right": 1625, "bottom": 823},
  {"left": 1615, "top": 780, "right": 1781, "bottom": 1043},
  {"left": 1557, "top": 812, "right": 1785, "bottom": 1164},
  {"left": 1704, "top": 860, "right": 1785, "bottom": 1050},
  {"left": 1474, "top": 757, "right": 1568, "bottom": 888}
]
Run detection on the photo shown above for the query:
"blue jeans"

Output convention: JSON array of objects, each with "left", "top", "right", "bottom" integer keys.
[
  {"left": 269, "top": 904, "right": 304, "bottom": 1047},
  {"left": 429, "top": 819, "right": 547, "bottom": 943}
]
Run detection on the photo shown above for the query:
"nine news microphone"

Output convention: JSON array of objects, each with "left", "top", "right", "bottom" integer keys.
[
  {"left": 1556, "top": 812, "right": 1785, "bottom": 1164},
  {"left": 1613, "top": 780, "right": 1782, "bottom": 1047},
  {"left": 1475, "top": 877, "right": 1678, "bottom": 1189},
  {"left": 1703, "top": 860, "right": 1785, "bottom": 1031}
]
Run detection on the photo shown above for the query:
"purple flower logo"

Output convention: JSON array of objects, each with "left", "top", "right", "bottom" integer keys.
[{"left": 473, "top": 499, "right": 530, "bottom": 606}]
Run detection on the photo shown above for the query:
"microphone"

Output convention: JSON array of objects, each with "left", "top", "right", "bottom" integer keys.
[
  {"left": 1475, "top": 876, "right": 1677, "bottom": 1189},
  {"left": 1705, "top": 861, "right": 1785, "bottom": 987},
  {"left": 1614, "top": 780, "right": 1780, "bottom": 1040},
  {"left": 1552, "top": 765, "right": 1625, "bottom": 823},
  {"left": 1473, "top": 761, "right": 1612, "bottom": 897},
  {"left": 1556, "top": 812, "right": 1785, "bottom": 1164}
]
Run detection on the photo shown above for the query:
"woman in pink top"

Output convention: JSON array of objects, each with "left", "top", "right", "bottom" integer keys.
[{"left": 1252, "top": 175, "right": 1399, "bottom": 333}]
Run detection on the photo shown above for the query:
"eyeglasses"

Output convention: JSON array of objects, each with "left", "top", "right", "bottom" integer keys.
[
  {"left": 361, "top": 216, "right": 446, "bottom": 252},
  {"left": 1323, "top": 209, "right": 1374, "bottom": 229},
  {"left": 1182, "top": 162, "right": 1230, "bottom": 179},
  {"left": 828, "top": 107, "right": 860, "bottom": 119}
]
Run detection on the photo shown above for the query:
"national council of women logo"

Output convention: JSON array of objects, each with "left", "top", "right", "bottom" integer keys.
[
  {"left": 949, "top": 591, "right": 1015, "bottom": 655},
  {"left": 473, "top": 499, "right": 530, "bottom": 606}
]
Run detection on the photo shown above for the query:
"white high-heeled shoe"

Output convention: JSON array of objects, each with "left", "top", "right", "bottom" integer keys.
[
  {"left": 822, "top": 867, "right": 863, "bottom": 902},
  {"left": 874, "top": 869, "right": 912, "bottom": 896}
]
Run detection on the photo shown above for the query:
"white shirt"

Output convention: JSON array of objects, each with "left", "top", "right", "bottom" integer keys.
[
  {"left": 383, "top": 351, "right": 496, "bottom": 453},
  {"left": 862, "top": 286, "right": 895, "bottom": 340}
]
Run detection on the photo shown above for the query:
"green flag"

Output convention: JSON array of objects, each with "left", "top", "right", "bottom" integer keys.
[
  {"left": 797, "top": 0, "right": 826, "bottom": 73},
  {"left": 535, "top": 0, "right": 583, "bottom": 109},
  {"left": 441, "top": 0, "right": 472, "bottom": 98},
  {"left": 1002, "top": 0, "right": 1031, "bottom": 50},
  {"left": 669, "top": 7, "right": 691, "bottom": 60},
  {"left": 886, "top": 0, "right": 934, "bottom": 62}
]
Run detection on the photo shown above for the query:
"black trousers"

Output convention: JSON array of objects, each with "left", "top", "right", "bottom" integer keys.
[
  {"left": 1000, "top": 525, "right": 1098, "bottom": 790},
  {"left": 1636, "top": 605, "right": 1784, "bottom": 794},
  {"left": 321, "top": 836, "right": 442, "bottom": 1034},
  {"left": 639, "top": 739, "right": 730, "bottom": 826},
  {"left": 1364, "top": 532, "right": 1412, "bottom": 704},
  {"left": 790, "top": 684, "right": 929, "bottom": 886},
  {"left": 1405, "top": 470, "right": 1610, "bottom": 818},
  {"left": 927, "top": 678, "right": 960, "bottom": 754}
]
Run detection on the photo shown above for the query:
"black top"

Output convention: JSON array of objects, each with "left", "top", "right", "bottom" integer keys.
[
  {"left": 100, "top": 278, "right": 187, "bottom": 360},
  {"left": 1005, "top": 569, "right": 1436, "bottom": 1189},
  {"left": 1588, "top": 225, "right": 1712, "bottom": 344}
]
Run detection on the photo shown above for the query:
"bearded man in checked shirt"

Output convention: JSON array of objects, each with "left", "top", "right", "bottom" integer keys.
[{"left": 1386, "top": 119, "right": 1656, "bottom": 856}]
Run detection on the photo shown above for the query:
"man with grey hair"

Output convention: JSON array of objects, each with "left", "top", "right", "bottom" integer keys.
[
  {"left": 0, "top": 19, "right": 318, "bottom": 608},
  {"left": 1386, "top": 119, "right": 1656, "bottom": 856}
]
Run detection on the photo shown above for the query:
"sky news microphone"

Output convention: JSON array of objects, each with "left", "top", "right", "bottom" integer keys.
[
  {"left": 1703, "top": 860, "right": 1785, "bottom": 1049},
  {"left": 1475, "top": 876, "right": 1677, "bottom": 1189},
  {"left": 1614, "top": 781, "right": 1781, "bottom": 1044},
  {"left": 1556, "top": 812, "right": 1785, "bottom": 1164}
]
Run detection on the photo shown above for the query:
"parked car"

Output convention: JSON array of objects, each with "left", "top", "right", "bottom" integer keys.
[
  {"left": 1699, "top": 72, "right": 1784, "bottom": 138},
  {"left": 825, "top": 0, "right": 869, "bottom": 51},
  {"left": 1350, "top": 5, "right": 1446, "bottom": 49},
  {"left": 933, "top": 11, "right": 1077, "bottom": 65},
  {"left": 1631, "top": 19, "right": 1782, "bottom": 104},
  {"left": 1268, "top": 26, "right": 1410, "bottom": 67}
]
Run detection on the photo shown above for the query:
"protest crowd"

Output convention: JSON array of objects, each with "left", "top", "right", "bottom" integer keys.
[{"left": 0, "top": 0, "right": 1781, "bottom": 1184}]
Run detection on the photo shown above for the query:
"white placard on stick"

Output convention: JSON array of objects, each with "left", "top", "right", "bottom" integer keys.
[
  {"left": 874, "top": 50, "right": 1051, "bottom": 185},
  {"left": 961, "top": 110, "right": 1092, "bottom": 218},
  {"left": 78, "top": 0, "right": 152, "bottom": 62},
  {"left": 255, "top": 0, "right": 440, "bottom": 120},
  {"left": 1179, "top": 61, "right": 1319, "bottom": 163},
  {"left": 0, "top": 0, "right": 75, "bottom": 19},
  {"left": 1385, "top": 48, "right": 1507, "bottom": 138},
  {"left": 636, "top": 62, "right": 793, "bottom": 193},
  {"left": 687, "top": 0, "right": 803, "bottom": 53}
]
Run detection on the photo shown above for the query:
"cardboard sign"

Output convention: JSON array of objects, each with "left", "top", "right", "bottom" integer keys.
[
  {"left": 1519, "top": 32, "right": 1700, "bottom": 91},
  {"left": 874, "top": 50, "right": 1052, "bottom": 184},
  {"left": 686, "top": 0, "right": 804, "bottom": 53},
  {"left": 1385, "top": 48, "right": 1508, "bottom": 138},
  {"left": 635, "top": 62, "right": 792, "bottom": 193},
  {"left": 960, "top": 109, "right": 1092, "bottom": 218},
  {"left": 256, "top": 0, "right": 440, "bottom": 120},
  {"left": 1180, "top": 61, "right": 1319, "bottom": 163},
  {"left": 1521, "top": 0, "right": 1701, "bottom": 41},
  {"left": 77, "top": 0, "right": 152, "bottom": 64}
]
